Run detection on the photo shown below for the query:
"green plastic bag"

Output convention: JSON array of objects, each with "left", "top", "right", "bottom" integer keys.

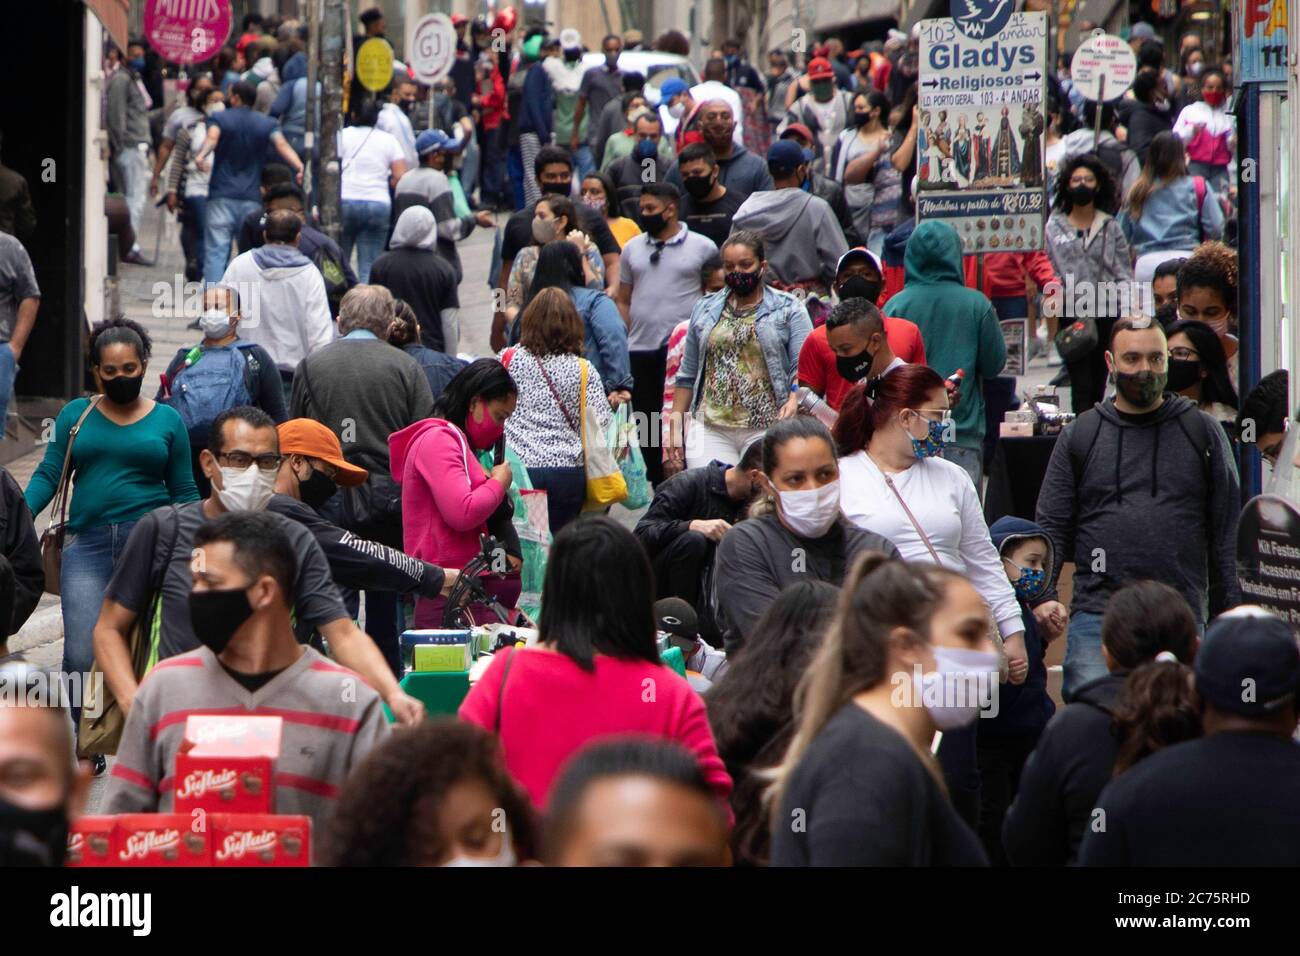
[
  {"left": 477, "top": 445, "right": 549, "bottom": 621},
  {"left": 609, "top": 404, "right": 651, "bottom": 510},
  {"left": 450, "top": 172, "right": 471, "bottom": 219}
]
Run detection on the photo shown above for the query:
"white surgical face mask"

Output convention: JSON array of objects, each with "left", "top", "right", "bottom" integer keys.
[
  {"left": 205, "top": 102, "right": 225, "bottom": 116},
  {"left": 199, "top": 309, "right": 234, "bottom": 339},
  {"left": 216, "top": 463, "right": 277, "bottom": 513},
  {"left": 774, "top": 479, "right": 841, "bottom": 538},
  {"left": 441, "top": 827, "right": 517, "bottom": 868},
  {"left": 914, "top": 646, "right": 999, "bottom": 730},
  {"left": 668, "top": 101, "right": 686, "bottom": 119}
]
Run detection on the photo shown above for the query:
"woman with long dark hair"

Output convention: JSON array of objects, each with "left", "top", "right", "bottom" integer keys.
[
  {"left": 706, "top": 580, "right": 839, "bottom": 866},
  {"left": 833, "top": 364, "right": 1032, "bottom": 826},
  {"left": 504, "top": 193, "right": 605, "bottom": 322},
  {"left": 1045, "top": 152, "right": 1134, "bottom": 412},
  {"left": 1165, "top": 318, "right": 1239, "bottom": 435},
  {"left": 459, "top": 517, "right": 733, "bottom": 810},
  {"left": 1120, "top": 131, "right": 1224, "bottom": 291},
  {"left": 388, "top": 358, "right": 519, "bottom": 627},
  {"left": 768, "top": 553, "right": 998, "bottom": 865}
]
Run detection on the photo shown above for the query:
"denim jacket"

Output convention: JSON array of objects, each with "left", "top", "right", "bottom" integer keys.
[{"left": 676, "top": 285, "right": 812, "bottom": 412}]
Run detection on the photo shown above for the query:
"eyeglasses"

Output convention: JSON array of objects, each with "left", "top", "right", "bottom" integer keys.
[
  {"left": 1170, "top": 346, "right": 1200, "bottom": 361},
  {"left": 218, "top": 451, "right": 284, "bottom": 471}
]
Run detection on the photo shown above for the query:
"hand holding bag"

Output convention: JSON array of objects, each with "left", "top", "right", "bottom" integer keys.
[{"left": 39, "top": 397, "right": 101, "bottom": 595}]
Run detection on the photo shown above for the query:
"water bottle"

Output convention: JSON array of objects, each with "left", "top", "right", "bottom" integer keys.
[{"left": 795, "top": 386, "right": 838, "bottom": 427}]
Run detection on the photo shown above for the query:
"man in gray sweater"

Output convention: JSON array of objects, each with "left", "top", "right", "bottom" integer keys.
[
  {"left": 104, "top": 512, "right": 389, "bottom": 857},
  {"left": 290, "top": 284, "right": 434, "bottom": 662},
  {"left": 1036, "top": 319, "right": 1241, "bottom": 698},
  {"left": 105, "top": 41, "right": 154, "bottom": 264}
]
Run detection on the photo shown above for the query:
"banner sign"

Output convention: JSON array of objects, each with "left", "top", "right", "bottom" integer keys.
[
  {"left": 143, "top": 0, "right": 232, "bottom": 65},
  {"left": 917, "top": 10, "right": 1049, "bottom": 253},
  {"left": 1237, "top": 0, "right": 1289, "bottom": 88}
]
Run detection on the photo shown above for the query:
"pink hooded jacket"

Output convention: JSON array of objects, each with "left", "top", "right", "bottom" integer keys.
[{"left": 389, "top": 418, "right": 506, "bottom": 569}]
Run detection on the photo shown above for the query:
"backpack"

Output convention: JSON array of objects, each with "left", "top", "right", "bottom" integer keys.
[
  {"left": 1067, "top": 404, "right": 1214, "bottom": 492},
  {"left": 308, "top": 240, "right": 349, "bottom": 316},
  {"left": 1091, "top": 138, "right": 1134, "bottom": 209},
  {"left": 164, "top": 342, "right": 261, "bottom": 450}
]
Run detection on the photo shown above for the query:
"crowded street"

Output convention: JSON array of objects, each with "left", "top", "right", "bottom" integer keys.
[{"left": 0, "top": 0, "right": 1295, "bottom": 932}]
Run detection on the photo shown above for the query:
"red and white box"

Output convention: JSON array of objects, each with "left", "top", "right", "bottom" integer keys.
[
  {"left": 66, "top": 816, "right": 115, "bottom": 867},
  {"left": 210, "top": 814, "right": 311, "bottom": 867},
  {"left": 173, "top": 715, "right": 283, "bottom": 815},
  {"left": 111, "top": 814, "right": 209, "bottom": 867}
]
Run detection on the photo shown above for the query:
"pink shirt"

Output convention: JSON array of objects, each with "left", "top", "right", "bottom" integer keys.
[
  {"left": 459, "top": 646, "right": 733, "bottom": 812},
  {"left": 389, "top": 418, "right": 506, "bottom": 569}
]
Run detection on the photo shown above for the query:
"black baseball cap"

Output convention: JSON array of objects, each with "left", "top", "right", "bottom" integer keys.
[
  {"left": 654, "top": 598, "right": 698, "bottom": 640},
  {"left": 1195, "top": 610, "right": 1300, "bottom": 718}
]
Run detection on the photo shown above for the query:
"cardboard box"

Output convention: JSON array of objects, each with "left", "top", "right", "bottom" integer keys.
[
  {"left": 111, "top": 814, "right": 209, "bottom": 866},
  {"left": 210, "top": 814, "right": 311, "bottom": 867},
  {"left": 173, "top": 715, "right": 282, "bottom": 815},
  {"left": 999, "top": 421, "right": 1034, "bottom": 438},
  {"left": 66, "top": 816, "right": 115, "bottom": 867},
  {"left": 413, "top": 642, "right": 472, "bottom": 672}
]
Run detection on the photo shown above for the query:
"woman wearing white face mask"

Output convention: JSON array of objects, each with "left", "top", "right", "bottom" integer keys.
[
  {"left": 712, "top": 415, "right": 899, "bottom": 654},
  {"left": 322, "top": 720, "right": 537, "bottom": 866},
  {"left": 833, "top": 364, "right": 1032, "bottom": 827},
  {"left": 157, "top": 285, "right": 288, "bottom": 495},
  {"left": 768, "top": 552, "right": 998, "bottom": 865}
]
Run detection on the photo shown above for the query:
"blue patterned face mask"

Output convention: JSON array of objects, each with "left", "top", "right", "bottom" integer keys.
[
  {"left": 1008, "top": 565, "right": 1045, "bottom": 599},
  {"left": 908, "top": 415, "right": 948, "bottom": 459}
]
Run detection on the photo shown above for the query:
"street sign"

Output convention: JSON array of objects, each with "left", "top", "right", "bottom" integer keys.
[
  {"left": 356, "top": 37, "right": 396, "bottom": 93},
  {"left": 1238, "top": 0, "right": 1289, "bottom": 88},
  {"left": 143, "top": 0, "right": 232, "bottom": 65},
  {"left": 916, "top": 11, "right": 1049, "bottom": 253},
  {"left": 1069, "top": 32, "right": 1137, "bottom": 102},
  {"left": 408, "top": 13, "right": 457, "bottom": 85}
]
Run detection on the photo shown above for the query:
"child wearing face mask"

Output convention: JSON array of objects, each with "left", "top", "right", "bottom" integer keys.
[{"left": 977, "top": 517, "right": 1059, "bottom": 866}]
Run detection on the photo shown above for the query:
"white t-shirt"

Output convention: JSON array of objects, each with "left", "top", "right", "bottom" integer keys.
[
  {"left": 838, "top": 450, "right": 1024, "bottom": 638},
  {"left": 338, "top": 125, "right": 405, "bottom": 204},
  {"left": 690, "top": 81, "right": 745, "bottom": 148}
]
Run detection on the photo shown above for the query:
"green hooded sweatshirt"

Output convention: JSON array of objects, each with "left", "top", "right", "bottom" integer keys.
[{"left": 882, "top": 220, "right": 1007, "bottom": 449}]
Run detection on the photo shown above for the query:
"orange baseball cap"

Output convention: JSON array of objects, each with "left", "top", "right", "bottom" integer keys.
[{"left": 276, "top": 419, "right": 369, "bottom": 487}]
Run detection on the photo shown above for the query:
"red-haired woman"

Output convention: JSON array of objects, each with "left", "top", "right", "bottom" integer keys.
[{"left": 832, "top": 363, "right": 1038, "bottom": 826}]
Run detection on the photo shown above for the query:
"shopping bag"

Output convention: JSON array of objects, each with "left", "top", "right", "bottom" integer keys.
[
  {"left": 609, "top": 404, "right": 651, "bottom": 510},
  {"left": 578, "top": 360, "right": 627, "bottom": 510}
]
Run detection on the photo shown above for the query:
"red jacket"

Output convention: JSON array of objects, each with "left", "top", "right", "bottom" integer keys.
[
  {"left": 963, "top": 251, "right": 1058, "bottom": 300},
  {"left": 476, "top": 66, "right": 506, "bottom": 130}
]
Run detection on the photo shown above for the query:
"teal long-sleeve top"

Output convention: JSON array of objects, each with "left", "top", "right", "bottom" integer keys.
[{"left": 25, "top": 398, "right": 201, "bottom": 534}]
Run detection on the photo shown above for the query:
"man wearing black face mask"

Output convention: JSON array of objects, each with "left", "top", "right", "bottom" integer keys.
[
  {"left": 676, "top": 143, "right": 745, "bottom": 248},
  {"left": 1036, "top": 319, "right": 1242, "bottom": 698},
  {"left": 0, "top": 665, "right": 89, "bottom": 867},
  {"left": 103, "top": 512, "right": 390, "bottom": 857},
  {"left": 798, "top": 298, "right": 906, "bottom": 411},
  {"left": 269, "top": 418, "right": 453, "bottom": 667}
]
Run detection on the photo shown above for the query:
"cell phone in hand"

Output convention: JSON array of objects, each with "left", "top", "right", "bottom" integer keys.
[{"left": 493, "top": 437, "right": 505, "bottom": 466}]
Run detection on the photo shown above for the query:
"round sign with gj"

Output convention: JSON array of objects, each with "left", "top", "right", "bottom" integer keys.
[
  {"left": 410, "top": 13, "right": 457, "bottom": 85},
  {"left": 144, "top": 0, "right": 233, "bottom": 65}
]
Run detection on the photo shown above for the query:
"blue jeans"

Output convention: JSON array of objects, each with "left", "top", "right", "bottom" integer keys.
[
  {"left": 61, "top": 519, "right": 138, "bottom": 729},
  {"left": 529, "top": 466, "right": 586, "bottom": 533},
  {"left": 180, "top": 195, "right": 207, "bottom": 283},
  {"left": 341, "top": 200, "right": 391, "bottom": 283},
  {"left": 570, "top": 144, "right": 595, "bottom": 180},
  {"left": 507, "top": 144, "right": 525, "bottom": 210},
  {"left": 1062, "top": 610, "right": 1107, "bottom": 700},
  {"left": 867, "top": 226, "right": 889, "bottom": 258},
  {"left": 942, "top": 444, "right": 983, "bottom": 490},
  {"left": 0, "top": 342, "right": 18, "bottom": 431},
  {"left": 204, "top": 196, "right": 261, "bottom": 283}
]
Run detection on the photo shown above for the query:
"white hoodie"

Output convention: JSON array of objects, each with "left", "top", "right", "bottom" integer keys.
[{"left": 222, "top": 244, "right": 334, "bottom": 371}]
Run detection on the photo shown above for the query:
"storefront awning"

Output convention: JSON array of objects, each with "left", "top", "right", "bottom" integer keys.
[{"left": 85, "top": 0, "right": 130, "bottom": 51}]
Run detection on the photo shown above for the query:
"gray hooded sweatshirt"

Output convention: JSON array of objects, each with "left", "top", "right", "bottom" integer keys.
[
  {"left": 1035, "top": 394, "right": 1241, "bottom": 623},
  {"left": 731, "top": 187, "right": 848, "bottom": 291}
]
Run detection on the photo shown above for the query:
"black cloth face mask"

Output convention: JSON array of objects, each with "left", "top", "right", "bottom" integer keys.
[
  {"left": 835, "top": 347, "right": 875, "bottom": 382},
  {"left": 297, "top": 466, "right": 338, "bottom": 510},
  {"left": 101, "top": 373, "right": 144, "bottom": 404},
  {"left": 189, "top": 587, "right": 255, "bottom": 655},
  {"left": 0, "top": 796, "right": 68, "bottom": 867},
  {"left": 838, "top": 275, "right": 882, "bottom": 303}
]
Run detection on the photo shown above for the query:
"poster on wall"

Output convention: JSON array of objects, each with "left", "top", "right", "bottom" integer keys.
[
  {"left": 1237, "top": 0, "right": 1289, "bottom": 88},
  {"left": 916, "top": 8, "right": 1048, "bottom": 253},
  {"left": 1238, "top": 495, "right": 1300, "bottom": 629}
]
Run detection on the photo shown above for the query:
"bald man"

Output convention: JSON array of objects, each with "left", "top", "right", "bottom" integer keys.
[{"left": 0, "top": 664, "right": 90, "bottom": 866}]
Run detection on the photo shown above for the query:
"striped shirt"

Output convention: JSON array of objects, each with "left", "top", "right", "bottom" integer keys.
[{"left": 103, "top": 645, "right": 390, "bottom": 855}]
